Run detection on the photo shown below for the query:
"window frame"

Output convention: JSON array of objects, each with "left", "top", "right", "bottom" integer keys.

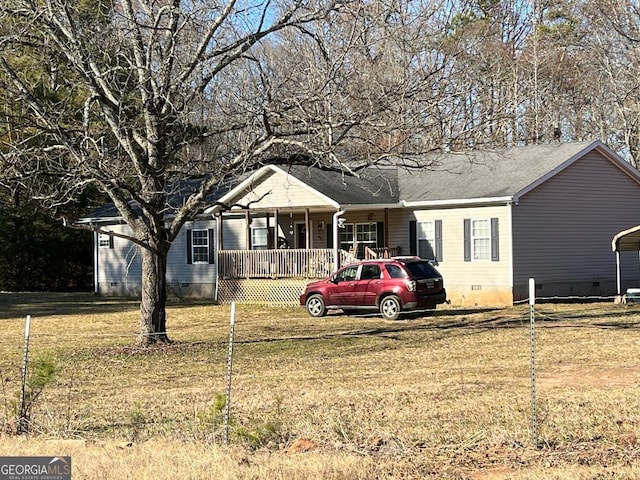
[
  {"left": 471, "top": 219, "right": 491, "bottom": 261},
  {"left": 251, "top": 226, "right": 270, "bottom": 250},
  {"left": 417, "top": 221, "right": 436, "bottom": 260},
  {"left": 191, "top": 229, "right": 210, "bottom": 264},
  {"left": 355, "top": 222, "right": 377, "bottom": 257},
  {"left": 98, "top": 233, "right": 113, "bottom": 249},
  {"left": 339, "top": 223, "right": 355, "bottom": 251}
]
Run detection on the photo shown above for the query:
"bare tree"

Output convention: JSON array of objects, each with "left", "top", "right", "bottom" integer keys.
[
  {"left": 0, "top": 0, "right": 363, "bottom": 344},
  {"left": 579, "top": 0, "right": 640, "bottom": 166},
  {"left": 0, "top": 0, "right": 457, "bottom": 343}
]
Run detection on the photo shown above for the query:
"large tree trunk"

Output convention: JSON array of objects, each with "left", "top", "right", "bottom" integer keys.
[{"left": 138, "top": 246, "right": 170, "bottom": 345}]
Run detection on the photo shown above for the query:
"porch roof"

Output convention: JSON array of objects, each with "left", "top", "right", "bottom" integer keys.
[{"left": 211, "top": 164, "right": 400, "bottom": 212}]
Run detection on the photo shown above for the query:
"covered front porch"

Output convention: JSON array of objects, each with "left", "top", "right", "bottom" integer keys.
[{"left": 209, "top": 163, "right": 403, "bottom": 292}]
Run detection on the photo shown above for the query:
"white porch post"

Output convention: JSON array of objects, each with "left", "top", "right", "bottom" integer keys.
[
  {"left": 245, "top": 210, "right": 250, "bottom": 278},
  {"left": 305, "top": 208, "right": 310, "bottom": 248},
  {"left": 333, "top": 210, "right": 345, "bottom": 272}
]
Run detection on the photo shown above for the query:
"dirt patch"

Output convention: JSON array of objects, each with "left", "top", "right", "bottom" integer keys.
[{"left": 538, "top": 367, "right": 640, "bottom": 388}]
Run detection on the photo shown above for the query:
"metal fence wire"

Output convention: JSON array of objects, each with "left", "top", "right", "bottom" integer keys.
[{"left": 1, "top": 289, "right": 639, "bottom": 453}]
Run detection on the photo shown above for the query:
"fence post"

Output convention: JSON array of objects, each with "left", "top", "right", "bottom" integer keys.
[
  {"left": 18, "top": 314, "right": 32, "bottom": 434},
  {"left": 224, "top": 302, "right": 236, "bottom": 445},
  {"left": 529, "top": 278, "right": 537, "bottom": 448}
]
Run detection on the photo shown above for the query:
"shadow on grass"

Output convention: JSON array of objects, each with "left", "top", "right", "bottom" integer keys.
[
  {"left": 0, "top": 292, "right": 226, "bottom": 320},
  {"left": 234, "top": 303, "right": 640, "bottom": 347},
  {"left": 0, "top": 292, "right": 141, "bottom": 320}
]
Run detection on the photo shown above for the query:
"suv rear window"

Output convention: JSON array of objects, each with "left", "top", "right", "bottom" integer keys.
[{"left": 403, "top": 261, "right": 440, "bottom": 279}]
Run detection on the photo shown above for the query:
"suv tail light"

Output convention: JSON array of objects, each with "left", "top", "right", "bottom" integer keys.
[{"left": 405, "top": 280, "right": 416, "bottom": 292}]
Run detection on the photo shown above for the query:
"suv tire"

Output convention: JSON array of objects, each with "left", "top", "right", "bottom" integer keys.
[
  {"left": 306, "top": 294, "right": 327, "bottom": 317},
  {"left": 380, "top": 295, "right": 401, "bottom": 320}
]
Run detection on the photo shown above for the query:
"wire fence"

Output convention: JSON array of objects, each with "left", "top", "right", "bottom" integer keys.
[{"left": 1, "top": 290, "right": 639, "bottom": 453}]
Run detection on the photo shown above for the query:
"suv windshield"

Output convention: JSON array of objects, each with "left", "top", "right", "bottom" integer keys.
[{"left": 403, "top": 261, "right": 440, "bottom": 279}]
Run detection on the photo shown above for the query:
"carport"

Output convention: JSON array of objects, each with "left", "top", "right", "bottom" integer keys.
[{"left": 612, "top": 225, "right": 640, "bottom": 296}]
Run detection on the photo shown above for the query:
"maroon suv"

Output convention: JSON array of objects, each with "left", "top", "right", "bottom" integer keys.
[{"left": 299, "top": 257, "right": 447, "bottom": 320}]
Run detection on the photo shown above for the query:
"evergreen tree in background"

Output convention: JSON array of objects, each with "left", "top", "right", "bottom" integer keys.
[{"left": 0, "top": 193, "right": 92, "bottom": 291}]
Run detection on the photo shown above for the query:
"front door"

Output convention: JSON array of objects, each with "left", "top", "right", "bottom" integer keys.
[{"left": 296, "top": 223, "right": 307, "bottom": 249}]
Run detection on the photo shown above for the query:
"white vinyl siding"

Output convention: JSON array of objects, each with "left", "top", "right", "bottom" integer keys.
[
  {"left": 96, "top": 220, "right": 219, "bottom": 294},
  {"left": 169, "top": 221, "right": 216, "bottom": 283},
  {"left": 96, "top": 224, "right": 141, "bottom": 284},
  {"left": 220, "top": 215, "right": 247, "bottom": 250},
  {"left": 226, "top": 170, "right": 331, "bottom": 209},
  {"left": 386, "top": 206, "right": 512, "bottom": 291}
]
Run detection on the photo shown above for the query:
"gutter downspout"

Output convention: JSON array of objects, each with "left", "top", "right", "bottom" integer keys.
[{"left": 332, "top": 210, "right": 345, "bottom": 272}]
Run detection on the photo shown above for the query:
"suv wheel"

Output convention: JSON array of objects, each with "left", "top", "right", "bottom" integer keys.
[
  {"left": 380, "top": 295, "right": 401, "bottom": 320},
  {"left": 306, "top": 294, "right": 327, "bottom": 317}
]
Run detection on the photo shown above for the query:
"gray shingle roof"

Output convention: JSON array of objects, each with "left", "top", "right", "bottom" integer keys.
[
  {"left": 398, "top": 142, "right": 596, "bottom": 202},
  {"left": 78, "top": 176, "right": 239, "bottom": 222},
  {"left": 81, "top": 141, "right": 627, "bottom": 221},
  {"left": 282, "top": 164, "right": 399, "bottom": 205}
]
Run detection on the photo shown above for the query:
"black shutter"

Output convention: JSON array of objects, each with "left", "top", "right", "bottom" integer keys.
[
  {"left": 409, "top": 221, "right": 417, "bottom": 256},
  {"left": 268, "top": 226, "right": 275, "bottom": 249},
  {"left": 463, "top": 219, "right": 471, "bottom": 262},
  {"left": 435, "top": 220, "right": 442, "bottom": 262},
  {"left": 108, "top": 235, "right": 114, "bottom": 249},
  {"left": 208, "top": 229, "right": 215, "bottom": 264},
  {"left": 327, "top": 223, "right": 333, "bottom": 248},
  {"left": 376, "top": 222, "right": 384, "bottom": 247},
  {"left": 491, "top": 218, "right": 499, "bottom": 262},
  {"left": 186, "top": 229, "right": 192, "bottom": 264}
]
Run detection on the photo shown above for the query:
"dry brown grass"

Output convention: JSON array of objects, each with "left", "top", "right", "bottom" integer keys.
[{"left": 0, "top": 294, "right": 639, "bottom": 478}]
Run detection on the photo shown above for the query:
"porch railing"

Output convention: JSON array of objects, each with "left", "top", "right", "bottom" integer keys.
[
  {"left": 219, "top": 249, "right": 348, "bottom": 279},
  {"left": 217, "top": 247, "right": 396, "bottom": 279},
  {"left": 364, "top": 246, "right": 402, "bottom": 259}
]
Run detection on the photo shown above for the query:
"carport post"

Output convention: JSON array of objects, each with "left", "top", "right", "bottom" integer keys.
[{"left": 616, "top": 250, "right": 621, "bottom": 296}]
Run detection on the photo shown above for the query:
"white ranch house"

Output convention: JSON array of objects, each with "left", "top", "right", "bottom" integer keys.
[{"left": 79, "top": 141, "right": 640, "bottom": 307}]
